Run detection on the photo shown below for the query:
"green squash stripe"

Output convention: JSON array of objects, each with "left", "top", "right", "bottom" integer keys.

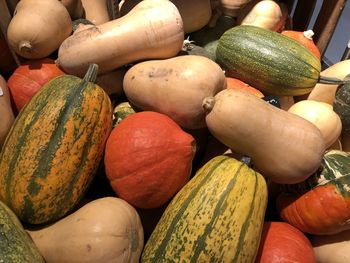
[
  {"left": 152, "top": 157, "right": 232, "bottom": 259},
  {"left": 190, "top": 163, "right": 245, "bottom": 261}
]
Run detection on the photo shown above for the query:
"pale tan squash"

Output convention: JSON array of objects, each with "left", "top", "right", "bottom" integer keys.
[
  {"left": 203, "top": 89, "right": 325, "bottom": 184},
  {"left": 96, "top": 68, "right": 126, "bottom": 96},
  {"left": 57, "top": 0, "right": 184, "bottom": 76},
  {"left": 311, "top": 230, "right": 350, "bottom": 263},
  {"left": 123, "top": 55, "right": 226, "bottom": 129},
  {"left": 7, "top": 0, "right": 72, "bottom": 59},
  {"left": 0, "top": 75, "right": 15, "bottom": 149},
  {"left": 219, "top": 0, "right": 252, "bottom": 17},
  {"left": 172, "top": 0, "right": 212, "bottom": 33},
  {"left": 237, "top": 0, "right": 285, "bottom": 32},
  {"left": 81, "top": 0, "right": 111, "bottom": 25},
  {"left": 308, "top": 59, "right": 350, "bottom": 104},
  {"left": 27, "top": 197, "right": 144, "bottom": 263},
  {"left": 288, "top": 100, "right": 342, "bottom": 149},
  {"left": 59, "top": 0, "right": 84, "bottom": 19}
]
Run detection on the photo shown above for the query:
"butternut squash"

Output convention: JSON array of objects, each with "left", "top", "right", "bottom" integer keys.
[
  {"left": 7, "top": 0, "right": 72, "bottom": 59},
  {"left": 59, "top": 0, "right": 84, "bottom": 19},
  {"left": 237, "top": 0, "right": 285, "bottom": 32},
  {"left": 219, "top": 0, "right": 252, "bottom": 17},
  {"left": 27, "top": 197, "right": 144, "bottom": 263},
  {"left": 57, "top": 0, "right": 184, "bottom": 76},
  {"left": 81, "top": 0, "right": 111, "bottom": 25},
  {"left": 203, "top": 89, "right": 325, "bottom": 184},
  {"left": 288, "top": 100, "right": 342, "bottom": 149},
  {"left": 0, "top": 75, "right": 15, "bottom": 149},
  {"left": 96, "top": 68, "right": 126, "bottom": 96},
  {"left": 308, "top": 59, "right": 350, "bottom": 104},
  {"left": 123, "top": 55, "right": 226, "bottom": 129},
  {"left": 311, "top": 230, "right": 350, "bottom": 263}
]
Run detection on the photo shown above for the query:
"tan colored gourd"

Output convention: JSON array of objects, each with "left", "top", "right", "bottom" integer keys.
[
  {"left": 27, "top": 197, "right": 144, "bottom": 263},
  {"left": 57, "top": 0, "right": 184, "bottom": 76},
  {"left": 307, "top": 59, "right": 350, "bottom": 104},
  {"left": 288, "top": 100, "right": 342, "bottom": 149},
  {"left": 7, "top": 0, "right": 72, "bottom": 59},
  {"left": 219, "top": 0, "right": 252, "bottom": 17},
  {"left": 81, "top": 0, "right": 111, "bottom": 25},
  {"left": 311, "top": 230, "right": 350, "bottom": 263},
  {"left": 123, "top": 55, "right": 226, "bottom": 129},
  {"left": 59, "top": 0, "right": 84, "bottom": 19},
  {"left": 96, "top": 68, "right": 126, "bottom": 96},
  {"left": 237, "top": 0, "right": 285, "bottom": 32},
  {"left": 0, "top": 75, "right": 15, "bottom": 149},
  {"left": 172, "top": 0, "right": 212, "bottom": 33},
  {"left": 203, "top": 89, "right": 325, "bottom": 184}
]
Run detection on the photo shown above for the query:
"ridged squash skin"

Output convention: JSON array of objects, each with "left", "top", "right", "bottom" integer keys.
[
  {"left": 141, "top": 155, "right": 268, "bottom": 262},
  {"left": 0, "top": 65, "right": 113, "bottom": 224},
  {"left": 0, "top": 200, "right": 45, "bottom": 263},
  {"left": 216, "top": 25, "right": 322, "bottom": 96}
]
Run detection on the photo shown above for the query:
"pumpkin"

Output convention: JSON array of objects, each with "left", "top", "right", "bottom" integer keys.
[
  {"left": 216, "top": 25, "right": 345, "bottom": 96},
  {"left": 281, "top": 29, "right": 321, "bottom": 59},
  {"left": 0, "top": 64, "right": 113, "bottom": 224},
  {"left": 7, "top": 0, "right": 72, "bottom": 59},
  {"left": 237, "top": 0, "right": 286, "bottom": 32},
  {"left": 104, "top": 111, "right": 196, "bottom": 209},
  {"left": 81, "top": 0, "right": 111, "bottom": 25},
  {"left": 333, "top": 73, "right": 350, "bottom": 132},
  {"left": 226, "top": 77, "right": 264, "bottom": 97},
  {"left": 203, "top": 89, "right": 325, "bottom": 184},
  {"left": 288, "top": 100, "right": 342, "bottom": 149},
  {"left": 7, "top": 58, "right": 65, "bottom": 112},
  {"left": 277, "top": 150, "right": 350, "bottom": 235},
  {"left": 255, "top": 221, "right": 316, "bottom": 263},
  {"left": 0, "top": 75, "right": 15, "bottom": 149},
  {"left": 0, "top": 200, "right": 45, "bottom": 263},
  {"left": 27, "top": 197, "right": 144, "bottom": 263},
  {"left": 311, "top": 229, "right": 350, "bottom": 263},
  {"left": 307, "top": 59, "right": 350, "bottom": 104},
  {"left": 57, "top": 0, "right": 184, "bottom": 76},
  {"left": 141, "top": 155, "right": 268, "bottom": 262},
  {"left": 59, "top": 0, "right": 84, "bottom": 19},
  {"left": 123, "top": 55, "right": 226, "bottom": 129}
]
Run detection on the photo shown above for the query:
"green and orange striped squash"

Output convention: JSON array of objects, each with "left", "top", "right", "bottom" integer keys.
[
  {"left": 0, "top": 64, "right": 113, "bottom": 224},
  {"left": 0, "top": 200, "right": 45, "bottom": 262},
  {"left": 141, "top": 155, "right": 268, "bottom": 262},
  {"left": 277, "top": 150, "right": 350, "bottom": 235}
]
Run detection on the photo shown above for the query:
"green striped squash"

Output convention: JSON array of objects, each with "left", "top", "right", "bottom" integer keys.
[
  {"left": 0, "top": 64, "right": 113, "bottom": 224},
  {"left": 216, "top": 25, "right": 344, "bottom": 96},
  {"left": 141, "top": 155, "right": 268, "bottom": 262},
  {"left": 0, "top": 200, "right": 45, "bottom": 262}
]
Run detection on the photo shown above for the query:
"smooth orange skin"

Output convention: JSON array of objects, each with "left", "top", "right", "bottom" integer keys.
[
  {"left": 104, "top": 111, "right": 196, "bottom": 209},
  {"left": 255, "top": 221, "right": 316, "bottom": 263},
  {"left": 226, "top": 77, "right": 264, "bottom": 98},
  {"left": 277, "top": 184, "right": 350, "bottom": 235}
]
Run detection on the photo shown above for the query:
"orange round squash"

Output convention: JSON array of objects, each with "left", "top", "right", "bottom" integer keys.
[
  {"left": 281, "top": 30, "right": 321, "bottom": 59},
  {"left": 7, "top": 58, "right": 65, "bottom": 112},
  {"left": 104, "top": 111, "right": 196, "bottom": 209},
  {"left": 226, "top": 77, "right": 264, "bottom": 97},
  {"left": 255, "top": 221, "right": 316, "bottom": 263}
]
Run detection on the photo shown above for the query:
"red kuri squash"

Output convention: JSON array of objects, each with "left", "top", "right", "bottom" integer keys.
[
  {"left": 104, "top": 111, "right": 196, "bottom": 209},
  {"left": 255, "top": 221, "right": 316, "bottom": 263},
  {"left": 226, "top": 77, "right": 264, "bottom": 97},
  {"left": 7, "top": 58, "right": 65, "bottom": 112}
]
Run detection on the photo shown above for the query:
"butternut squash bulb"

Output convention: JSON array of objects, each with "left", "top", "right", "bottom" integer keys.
[
  {"left": 7, "top": 0, "right": 72, "bottom": 59},
  {"left": 123, "top": 55, "right": 226, "bottom": 129},
  {"left": 27, "top": 197, "right": 144, "bottom": 263}
]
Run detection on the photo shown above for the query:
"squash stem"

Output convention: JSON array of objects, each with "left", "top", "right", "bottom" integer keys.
[
  {"left": 318, "top": 75, "right": 349, "bottom": 85},
  {"left": 83, "top": 64, "right": 99, "bottom": 83}
]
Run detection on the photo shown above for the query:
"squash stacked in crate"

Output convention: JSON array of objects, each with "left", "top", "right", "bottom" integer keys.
[{"left": 1, "top": 0, "right": 350, "bottom": 262}]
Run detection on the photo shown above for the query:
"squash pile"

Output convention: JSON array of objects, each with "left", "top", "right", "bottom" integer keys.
[{"left": 1, "top": 0, "right": 350, "bottom": 262}]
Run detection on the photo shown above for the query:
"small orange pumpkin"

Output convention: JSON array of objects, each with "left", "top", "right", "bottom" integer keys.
[
  {"left": 7, "top": 58, "right": 65, "bottom": 112},
  {"left": 226, "top": 77, "right": 264, "bottom": 97},
  {"left": 104, "top": 111, "right": 196, "bottom": 209},
  {"left": 281, "top": 30, "right": 321, "bottom": 59}
]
